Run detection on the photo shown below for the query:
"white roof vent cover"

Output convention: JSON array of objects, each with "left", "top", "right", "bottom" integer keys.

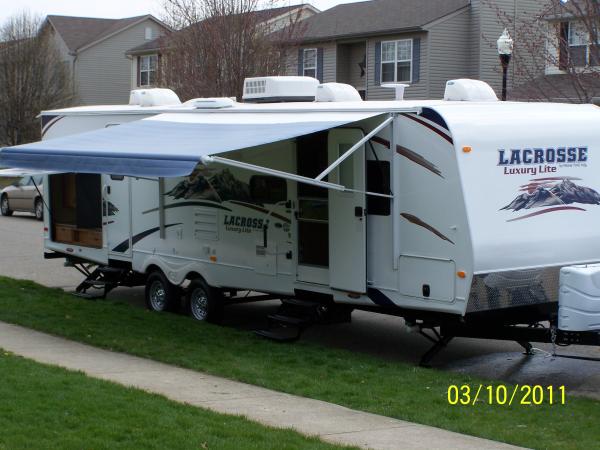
[
  {"left": 316, "top": 83, "right": 363, "bottom": 102},
  {"left": 444, "top": 79, "right": 498, "bottom": 102},
  {"left": 129, "top": 88, "right": 181, "bottom": 107},
  {"left": 243, "top": 76, "right": 319, "bottom": 103}
]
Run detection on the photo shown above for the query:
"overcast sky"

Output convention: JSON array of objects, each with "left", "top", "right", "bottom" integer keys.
[{"left": 0, "top": 0, "right": 367, "bottom": 23}]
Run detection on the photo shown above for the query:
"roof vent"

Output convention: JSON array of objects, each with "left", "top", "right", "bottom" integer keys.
[
  {"left": 316, "top": 83, "right": 363, "bottom": 102},
  {"left": 129, "top": 88, "right": 181, "bottom": 107},
  {"left": 444, "top": 79, "right": 498, "bottom": 102},
  {"left": 242, "top": 76, "right": 319, "bottom": 103},
  {"left": 183, "top": 97, "right": 235, "bottom": 109}
]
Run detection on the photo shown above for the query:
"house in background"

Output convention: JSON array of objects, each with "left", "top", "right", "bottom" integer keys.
[
  {"left": 126, "top": 3, "right": 319, "bottom": 91},
  {"left": 287, "top": 0, "right": 545, "bottom": 100},
  {"left": 517, "top": 2, "right": 600, "bottom": 103},
  {"left": 43, "top": 15, "right": 171, "bottom": 105}
]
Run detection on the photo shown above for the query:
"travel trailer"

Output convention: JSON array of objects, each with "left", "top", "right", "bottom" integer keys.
[{"left": 2, "top": 77, "right": 600, "bottom": 364}]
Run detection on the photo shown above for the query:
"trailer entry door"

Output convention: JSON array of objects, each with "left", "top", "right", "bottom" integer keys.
[{"left": 327, "top": 129, "right": 367, "bottom": 293}]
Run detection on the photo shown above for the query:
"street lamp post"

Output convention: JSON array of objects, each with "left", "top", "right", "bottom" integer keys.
[{"left": 497, "top": 29, "right": 514, "bottom": 101}]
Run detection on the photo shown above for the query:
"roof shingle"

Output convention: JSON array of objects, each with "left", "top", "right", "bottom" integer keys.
[
  {"left": 46, "top": 14, "right": 151, "bottom": 52},
  {"left": 295, "top": 0, "right": 470, "bottom": 42}
]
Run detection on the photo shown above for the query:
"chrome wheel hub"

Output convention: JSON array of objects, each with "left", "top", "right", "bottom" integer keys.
[
  {"left": 190, "top": 288, "right": 209, "bottom": 321},
  {"left": 149, "top": 280, "right": 167, "bottom": 311}
]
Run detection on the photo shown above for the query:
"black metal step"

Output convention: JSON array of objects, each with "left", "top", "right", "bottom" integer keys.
[
  {"left": 268, "top": 314, "right": 311, "bottom": 327},
  {"left": 282, "top": 298, "right": 322, "bottom": 308},
  {"left": 97, "top": 266, "right": 125, "bottom": 273},
  {"left": 254, "top": 328, "right": 301, "bottom": 342}
]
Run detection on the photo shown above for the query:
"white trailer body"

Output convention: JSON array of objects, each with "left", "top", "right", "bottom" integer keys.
[{"left": 3, "top": 80, "right": 600, "bottom": 355}]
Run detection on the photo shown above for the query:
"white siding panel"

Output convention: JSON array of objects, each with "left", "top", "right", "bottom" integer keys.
[{"left": 76, "top": 20, "right": 166, "bottom": 105}]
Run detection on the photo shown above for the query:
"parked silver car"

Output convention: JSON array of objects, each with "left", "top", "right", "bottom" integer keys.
[{"left": 0, "top": 176, "right": 44, "bottom": 220}]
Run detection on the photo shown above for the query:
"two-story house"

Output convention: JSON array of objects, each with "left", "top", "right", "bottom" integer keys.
[
  {"left": 287, "top": 0, "right": 545, "bottom": 100},
  {"left": 125, "top": 3, "right": 319, "bottom": 91},
  {"left": 43, "top": 15, "right": 171, "bottom": 105}
]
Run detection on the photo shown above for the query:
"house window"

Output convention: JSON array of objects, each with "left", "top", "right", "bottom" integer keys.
[
  {"left": 139, "top": 54, "right": 158, "bottom": 86},
  {"left": 563, "top": 21, "right": 599, "bottom": 67},
  {"left": 303, "top": 48, "right": 317, "bottom": 78},
  {"left": 381, "top": 39, "right": 412, "bottom": 83},
  {"left": 145, "top": 27, "right": 153, "bottom": 40}
]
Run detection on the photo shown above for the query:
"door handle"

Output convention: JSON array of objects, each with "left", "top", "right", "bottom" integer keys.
[{"left": 354, "top": 206, "right": 364, "bottom": 217}]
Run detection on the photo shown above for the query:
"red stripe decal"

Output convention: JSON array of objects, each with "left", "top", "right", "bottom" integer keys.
[
  {"left": 402, "top": 114, "right": 453, "bottom": 144},
  {"left": 370, "top": 136, "right": 391, "bottom": 149},
  {"left": 507, "top": 206, "right": 586, "bottom": 222}
]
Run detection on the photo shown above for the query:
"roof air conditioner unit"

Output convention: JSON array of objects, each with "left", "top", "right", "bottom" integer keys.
[
  {"left": 444, "top": 79, "right": 498, "bottom": 102},
  {"left": 242, "top": 76, "right": 319, "bottom": 103},
  {"left": 129, "top": 88, "right": 181, "bottom": 107}
]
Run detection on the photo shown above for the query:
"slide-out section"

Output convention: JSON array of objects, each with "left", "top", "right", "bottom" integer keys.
[{"left": 49, "top": 173, "right": 102, "bottom": 248}]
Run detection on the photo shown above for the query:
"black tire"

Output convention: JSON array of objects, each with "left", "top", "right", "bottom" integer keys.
[
  {"left": 34, "top": 198, "right": 43, "bottom": 221},
  {"left": 1, "top": 195, "right": 13, "bottom": 217},
  {"left": 144, "top": 270, "right": 181, "bottom": 313},
  {"left": 186, "top": 278, "right": 224, "bottom": 323}
]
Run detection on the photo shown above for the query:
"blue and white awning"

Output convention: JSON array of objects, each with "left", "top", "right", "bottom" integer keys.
[{"left": 0, "top": 111, "right": 381, "bottom": 178}]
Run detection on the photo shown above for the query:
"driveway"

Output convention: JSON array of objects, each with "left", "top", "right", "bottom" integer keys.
[{"left": 1, "top": 213, "right": 599, "bottom": 399}]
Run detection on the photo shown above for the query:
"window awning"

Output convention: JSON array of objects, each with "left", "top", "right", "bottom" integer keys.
[{"left": 0, "top": 111, "right": 383, "bottom": 178}]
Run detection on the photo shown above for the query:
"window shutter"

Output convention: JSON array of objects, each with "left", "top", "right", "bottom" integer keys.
[
  {"left": 298, "top": 48, "right": 304, "bottom": 76},
  {"left": 137, "top": 56, "right": 141, "bottom": 86},
  {"left": 374, "top": 41, "right": 381, "bottom": 85},
  {"left": 412, "top": 38, "right": 421, "bottom": 83},
  {"left": 317, "top": 48, "right": 324, "bottom": 82}
]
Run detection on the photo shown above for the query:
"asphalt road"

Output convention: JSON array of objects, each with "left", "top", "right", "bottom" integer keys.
[{"left": 1, "top": 213, "right": 599, "bottom": 399}]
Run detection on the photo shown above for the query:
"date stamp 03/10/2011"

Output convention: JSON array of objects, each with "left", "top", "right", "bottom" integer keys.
[{"left": 447, "top": 385, "right": 566, "bottom": 406}]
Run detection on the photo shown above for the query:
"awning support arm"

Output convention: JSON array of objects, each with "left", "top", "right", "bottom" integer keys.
[
  {"left": 204, "top": 156, "right": 345, "bottom": 191},
  {"left": 315, "top": 115, "right": 394, "bottom": 182}
]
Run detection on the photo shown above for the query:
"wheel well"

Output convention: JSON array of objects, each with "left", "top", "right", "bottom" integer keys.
[
  {"left": 185, "top": 271, "right": 204, "bottom": 282},
  {"left": 145, "top": 264, "right": 163, "bottom": 276}
]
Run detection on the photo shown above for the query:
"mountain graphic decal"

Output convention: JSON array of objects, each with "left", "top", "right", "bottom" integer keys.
[{"left": 501, "top": 178, "right": 600, "bottom": 221}]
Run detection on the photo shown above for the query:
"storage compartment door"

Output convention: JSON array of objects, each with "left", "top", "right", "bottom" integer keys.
[{"left": 328, "top": 129, "right": 367, "bottom": 293}]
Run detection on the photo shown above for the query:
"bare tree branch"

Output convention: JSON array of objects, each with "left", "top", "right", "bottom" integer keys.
[
  {"left": 0, "top": 12, "right": 76, "bottom": 145},
  {"left": 157, "top": 0, "right": 305, "bottom": 100},
  {"left": 482, "top": 0, "right": 600, "bottom": 103}
]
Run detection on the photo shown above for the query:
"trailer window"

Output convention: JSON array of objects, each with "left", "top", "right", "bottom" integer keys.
[
  {"left": 367, "top": 160, "right": 391, "bottom": 216},
  {"left": 250, "top": 175, "right": 287, "bottom": 204}
]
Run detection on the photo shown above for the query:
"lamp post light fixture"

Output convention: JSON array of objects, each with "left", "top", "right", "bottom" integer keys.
[{"left": 497, "top": 28, "right": 514, "bottom": 101}]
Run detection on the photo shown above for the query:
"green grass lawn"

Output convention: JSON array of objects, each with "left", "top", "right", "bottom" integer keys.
[
  {"left": 0, "top": 276, "right": 598, "bottom": 449},
  {"left": 0, "top": 350, "right": 349, "bottom": 450}
]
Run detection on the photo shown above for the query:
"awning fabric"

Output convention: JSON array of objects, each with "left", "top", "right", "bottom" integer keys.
[
  {"left": 0, "top": 168, "right": 58, "bottom": 177},
  {"left": 0, "top": 111, "right": 381, "bottom": 178}
]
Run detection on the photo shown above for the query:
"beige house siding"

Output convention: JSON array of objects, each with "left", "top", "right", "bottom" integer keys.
[
  {"left": 426, "top": 8, "right": 472, "bottom": 99},
  {"left": 472, "top": 0, "right": 546, "bottom": 95},
  {"left": 76, "top": 19, "right": 165, "bottom": 105},
  {"left": 366, "top": 32, "right": 429, "bottom": 100}
]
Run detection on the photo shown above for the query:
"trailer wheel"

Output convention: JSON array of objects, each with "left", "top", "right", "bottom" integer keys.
[
  {"left": 186, "top": 278, "right": 223, "bottom": 323},
  {"left": 145, "top": 271, "right": 180, "bottom": 313},
  {"left": 1, "top": 195, "right": 12, "bottom": 216},
  {"left": 34, "top": 198, "right": 43, "bottom": 221}
]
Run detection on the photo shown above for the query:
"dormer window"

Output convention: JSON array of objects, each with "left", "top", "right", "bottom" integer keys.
[{"left": 145, "top": 27, "right": 153, "bottom": 41}]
